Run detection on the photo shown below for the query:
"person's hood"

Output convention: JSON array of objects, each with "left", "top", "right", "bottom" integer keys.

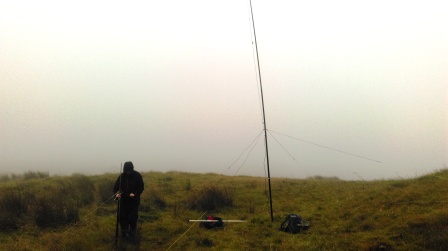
[{"left": 123, "top": 161, "right": 134, "bottom": 173}]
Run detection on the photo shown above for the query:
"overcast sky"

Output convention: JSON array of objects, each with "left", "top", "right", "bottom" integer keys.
[{"left": 1, "top": 0, "right": 447, "bottom": 180}]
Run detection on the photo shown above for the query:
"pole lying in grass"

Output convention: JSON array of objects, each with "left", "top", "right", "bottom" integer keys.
[{"left": 188, "top": 220, "right": 247, "bottom": 222}]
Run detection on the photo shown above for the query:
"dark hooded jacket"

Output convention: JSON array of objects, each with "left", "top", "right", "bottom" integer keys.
[{"left": 113, "top": 162, "right": 144, "bottom": 199}]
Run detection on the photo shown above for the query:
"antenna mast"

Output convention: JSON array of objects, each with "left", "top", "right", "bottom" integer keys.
[{"left": 249, "top": 0, "right": 274, "bottom": 222}]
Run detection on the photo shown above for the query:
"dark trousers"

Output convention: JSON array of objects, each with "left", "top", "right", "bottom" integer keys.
[{"left": 119, "top": 197, "right": 140, "bottom": 236}]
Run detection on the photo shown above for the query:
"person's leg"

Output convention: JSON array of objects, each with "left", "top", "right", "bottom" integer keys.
[
  {"left": 119, "top": 202, "right": 131, "bottom": 239},
  {"left": 129, "top": 199, "right": 140, "bottom": 235}
]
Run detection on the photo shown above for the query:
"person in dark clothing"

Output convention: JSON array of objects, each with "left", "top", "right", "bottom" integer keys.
[{"left": 114, "top": 161, "right": 144, "bottom": 241}]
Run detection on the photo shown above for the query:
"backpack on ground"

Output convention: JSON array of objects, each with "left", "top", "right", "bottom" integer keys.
[
  {"left": 280, "top": 214, "right": 310, "bottom": 234},
  {"left": 199, "top": 215, "right": 224, "bottom": 229}
]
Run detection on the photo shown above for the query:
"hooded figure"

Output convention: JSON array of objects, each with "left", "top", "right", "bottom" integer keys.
[{"left": 114, "top": 161, "right": 144, "bottom": 241}]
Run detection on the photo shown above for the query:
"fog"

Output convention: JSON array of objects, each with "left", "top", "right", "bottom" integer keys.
[{"left": 1, "top": 0, "right": 447, "bottom": 180}]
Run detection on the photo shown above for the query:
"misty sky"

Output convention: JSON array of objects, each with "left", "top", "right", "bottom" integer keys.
[{"left": 1, "top": 0, "right": 447, "bottom": 180}]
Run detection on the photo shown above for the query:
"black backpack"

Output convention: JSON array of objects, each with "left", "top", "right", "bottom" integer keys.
[
  {"left": 280, "top": 214, "right": 310, "bottom": 234},
  {"left": 199, "top": 215, "right": 224, "bottom": 229}
]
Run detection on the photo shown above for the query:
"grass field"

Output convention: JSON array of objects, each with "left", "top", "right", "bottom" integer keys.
[{"left": 0, "top": 169, "right": 447, "bottom": 250}]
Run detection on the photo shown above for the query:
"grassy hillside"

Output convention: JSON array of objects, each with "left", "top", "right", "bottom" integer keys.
[{"left": 0, "top": 169, "right": 447, "bottom": 250}]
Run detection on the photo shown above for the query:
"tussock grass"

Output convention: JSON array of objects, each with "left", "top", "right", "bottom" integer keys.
[
  {"left": 0, "top": 169, "right": 447, "bottom": 250},
  {"left": 187, "top": 184, "right": 234, "bottom": 211}
]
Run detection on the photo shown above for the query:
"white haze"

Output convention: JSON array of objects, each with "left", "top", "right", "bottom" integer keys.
[{"left": 1, "top": 0, "right": 447, "bottom": 180}]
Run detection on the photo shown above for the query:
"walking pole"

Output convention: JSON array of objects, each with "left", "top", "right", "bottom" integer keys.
[{"left": 115, "top": 163, "right": 123, "bottom": 244}]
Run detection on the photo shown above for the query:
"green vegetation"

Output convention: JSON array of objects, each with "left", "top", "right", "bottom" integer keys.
[
  {"left": 0, "top": 171, "right": 49, "bottom": 182},
  {"left": 0, "top": 169, "right": 447, "bottom": 250}
]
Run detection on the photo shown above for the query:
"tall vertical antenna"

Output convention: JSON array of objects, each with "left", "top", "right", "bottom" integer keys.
[{"left": 249, "top": 0, "right": 274, "bottom": 222}]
